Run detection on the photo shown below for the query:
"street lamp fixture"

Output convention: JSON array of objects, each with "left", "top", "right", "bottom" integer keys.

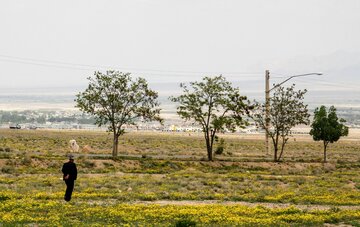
[
  {"left": 264, "top": 71, "right": 323, "bottom": 155},
  {"left": 269, "top": 73, "right": 323, "bottom": 92}
]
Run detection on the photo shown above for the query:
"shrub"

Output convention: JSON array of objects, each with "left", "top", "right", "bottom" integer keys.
[
  {"left": 0, "top": 193, "right": 11, "bottom": 201},
  {"left": 175, "top": 219, "right": 197, "bottom": 227},
  {"left": 139, "top": 193, "right": 158, "bottom": 201},
  {"left": 215, "top": 138, "right": 225, "bottom": 155},
  {"left": 21, "top": 155, "right": 32, "bottom": 166},
  {"left": 48, "top": 161, "right": 60, "bottom": 169},
  {"left": 83, "top": 160, "right": 95, "bottom": 168},
  {"left": 103, "top": 162, "right": 114, "bottom": 168},
  {"left": 1, "top": 165, "right": 15, "bottom": 174}
]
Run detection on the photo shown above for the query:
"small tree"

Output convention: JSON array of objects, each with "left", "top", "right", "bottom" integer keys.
[
  {"left": 76, "top": 71, "right": 162, "bottom": 157},
  {"left": 253, "top": 84, "right": 310, "bottom": 162},
  {"left": 310, "top": 106, "right": 348, "bottom": 163},
  {"left": 170, "top": 75, "right": 251, "bottom": 161}
]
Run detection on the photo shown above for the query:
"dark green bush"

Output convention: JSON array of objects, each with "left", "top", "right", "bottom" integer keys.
[
  {"left": 175, "top": 219, "right": 196, "bottom": 227},
  {"left": 215, "top": 138, "right": 225, "bottom": 155},
  {"left": 1, "top": 165, "right": 15, "bottom": 174}
]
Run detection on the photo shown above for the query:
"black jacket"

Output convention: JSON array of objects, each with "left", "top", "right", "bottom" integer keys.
[{"left": 62, "top": 161, "right": 77, "bottom": 181}]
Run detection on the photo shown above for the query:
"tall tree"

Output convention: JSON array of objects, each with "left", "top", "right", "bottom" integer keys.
[
  {"left": 253, "top": 84, "right": 310, "bottom": 162},
  {"left": 310, "top": 106, "right": 349, "bottom": 162},
  {"left": 170, "top": 76, "right": 251, "bottom": 161},
  {"left": 76, "top": 71, "right": 162, "bottom": 157}
]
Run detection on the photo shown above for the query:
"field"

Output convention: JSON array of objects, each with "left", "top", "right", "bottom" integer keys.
[{"left": 1, "top": 129, "right": 360, "bottom": 226}]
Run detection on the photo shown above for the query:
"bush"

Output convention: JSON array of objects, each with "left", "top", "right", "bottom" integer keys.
[
  {"left": 21, "top": 155, "right": 32, "bottom": 166},
  {"left": 0, "top": 193, "right": 11, "bottom": 201},
  {"left": 175, "top": 219, "right": 196, "bottom": 227},
  {"left": 139, "top": 193, "right": 158, "bottom": 201},
  {"left": 48, "top": 161, "right": 60, "bottom": 169},
  {"left": 215, "top": 138, "right": 225, "bottom": 155},
  {"left": 1, "top": 165, "right": 15, "bottom": 174},
  {"left": 83, "top": 160, "right": 95, "bottom": 168}
]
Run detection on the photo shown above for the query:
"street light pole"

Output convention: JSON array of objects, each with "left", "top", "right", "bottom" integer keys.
[
  {"left": 264, "top": 71, "right": 322, "bottom": 155},
  {"left": 265, "top": 70, "right": 270, "bottom": 155}
]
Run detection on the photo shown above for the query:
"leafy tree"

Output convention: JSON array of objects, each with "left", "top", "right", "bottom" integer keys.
[
  {"left": 310, "top": 105, "right": 348, "bottom": 162},
  {"left": 76, "top": 71, "right": 162, "bottom": 157},
  {"left": 36, "top": 116, "right": 46, "bottom": 124},
  {"left": 253, "top": 84, "right": 310, "bottom": 162},
  {"left": 0, "top": 111, "right": 26, "bottom": 123},
  {"left": 170, "top": 76, "right": 251, "bottom": 161}
]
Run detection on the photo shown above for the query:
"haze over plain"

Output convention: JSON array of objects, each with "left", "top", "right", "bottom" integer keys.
[{"left": 0, "top": 0, "right": 359, "bottom": 110}]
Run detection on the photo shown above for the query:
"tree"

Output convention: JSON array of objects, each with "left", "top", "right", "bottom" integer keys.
[
  {"left": 76, "top": 71, "right": 162, "bottom": 157},
  {"left": 310, "top": 106, "right": 348, "bottom": 163},
  {"left": 253, "top": 84, "right": 310, "bottom": 162},
  {"left": 170, "top": 75, "right": 251, "bottom": 161}
]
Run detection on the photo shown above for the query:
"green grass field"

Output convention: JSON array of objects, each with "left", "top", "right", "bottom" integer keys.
[{"left": 1, "top": 129, "right": 360, "bottom": 226}]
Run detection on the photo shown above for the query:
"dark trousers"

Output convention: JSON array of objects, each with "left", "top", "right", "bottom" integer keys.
[{"left": 64, "top": 180, "right": 75, "bottom": 201}]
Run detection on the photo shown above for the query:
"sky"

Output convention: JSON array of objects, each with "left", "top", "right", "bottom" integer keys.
[{"left": 0, "top": 0, "right": 360, "bottom": 94}]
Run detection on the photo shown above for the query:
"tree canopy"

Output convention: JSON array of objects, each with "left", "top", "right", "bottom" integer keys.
[
  {"left": 76, "top": 71, "right": 162, "bottom": 157},
  {"left": 253, "top": 84, "right": 310, "bottom": 162},
  {"left": 310, "top": 105, "right": 348, "bottom": 162},
  {"left": 170, "top": 75, "right": 251, "bottom": 161}
]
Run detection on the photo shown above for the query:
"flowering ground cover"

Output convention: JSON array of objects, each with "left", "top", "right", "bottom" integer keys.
[{"left": 2, "top": 195, "right": 360, "bottom": 226}]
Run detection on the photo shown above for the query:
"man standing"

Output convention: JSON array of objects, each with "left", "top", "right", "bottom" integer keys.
[{"left": 62, "top": 154, "right": 77, "bottom": 202}]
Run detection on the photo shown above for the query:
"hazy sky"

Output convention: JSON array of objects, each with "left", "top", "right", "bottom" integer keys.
[{"left": 1, "top": 0, "right": 360, "bottom": 91}]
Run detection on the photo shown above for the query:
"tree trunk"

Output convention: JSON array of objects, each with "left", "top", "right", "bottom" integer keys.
[
  {"left": 206, "top": 137, "right": 213, "bottom": 161},
  {"left": 112, "top": 133, "right": 119, "bottom": 158},
  {"left": 274, "top": 147, "right": 278, "bottom": 162},
  {"left": 272, "top": 132, "right": 281, "bottom": 162},
  {"left": 272, "top": 135, "right": 279, "bottom": 162},
  {"left": 207, "top": 145, "right": 213, "bottom": 161},
  {"left": 204, "top": 130, "right": 213, "bottom": 161},
  {"left": 323, "top": 141, "right": 328, "bottom": 163},
  {"left": 278, "top": 146, "right": 285, "bottom": 162},
  {"left": 278, "top": 137, "right": 287, "bottom": 162}
]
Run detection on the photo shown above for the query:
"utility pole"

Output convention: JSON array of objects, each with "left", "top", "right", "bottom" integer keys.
[
  {"left": 264, "top": 71, "right": 322, "bottom": 155},
  {"left": 265, "top": 70, "right": 270, "bottom": 155}
]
